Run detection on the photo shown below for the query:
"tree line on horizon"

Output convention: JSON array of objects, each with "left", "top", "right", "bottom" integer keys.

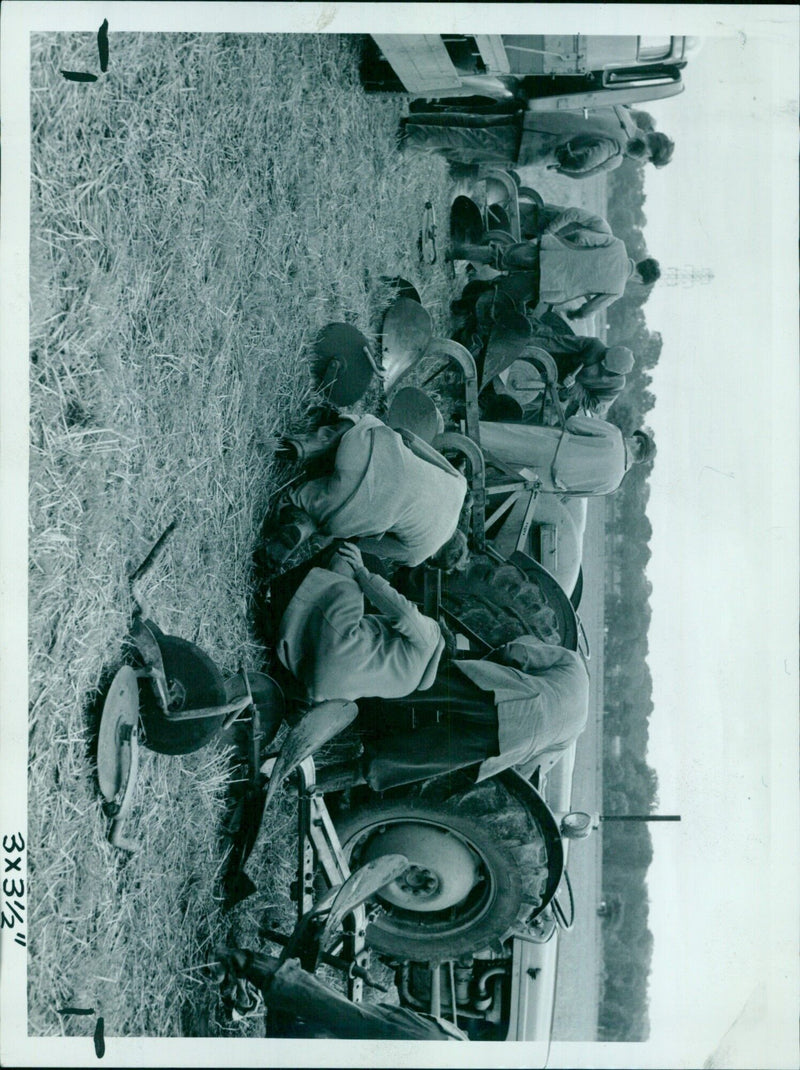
[{"left": 596, "top": 142, "right": 664, "bottom": 1042}]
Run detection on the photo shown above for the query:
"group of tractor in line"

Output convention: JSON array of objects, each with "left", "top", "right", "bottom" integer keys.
[{"left": 104, "top": 34, "right": 694, "bottom": 1043}]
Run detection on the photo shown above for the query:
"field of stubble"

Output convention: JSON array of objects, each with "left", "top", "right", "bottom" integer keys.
[{"left": 27, "top": 31, "right": 459, "bottom": 1038}]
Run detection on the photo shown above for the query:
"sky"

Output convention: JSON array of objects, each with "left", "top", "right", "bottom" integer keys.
[
  {"left": 637, "top": 27, "right": 799, "bottom": 1070},
  {"left": 1, "top": 5, "right": 798, "bottom": 1070}
]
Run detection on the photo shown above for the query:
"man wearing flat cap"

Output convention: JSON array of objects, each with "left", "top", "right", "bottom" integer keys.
[
  {"left": 559, "top": 342, "right": 635, "bottom": 418},
  {"left": 483, "top": 334, "right": 635, "bottom": 422},
  {"left": 276, "top": 543, "right": 446, "bottom": 704},
  {"left": 479, "top": 416, "right": 655, "bottom": 496}
]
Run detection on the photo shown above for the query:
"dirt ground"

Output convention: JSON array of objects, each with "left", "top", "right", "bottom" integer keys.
[
  {"left": 26, "top": 33, "right": 460, "bottom": 1039},
  {"left": 552, "top": 497, "right": 606, "bottom": 1040}
]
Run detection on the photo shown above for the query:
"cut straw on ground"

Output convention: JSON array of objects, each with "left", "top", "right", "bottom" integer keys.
[{"left": 29, "top": 31, "right": 459, "bottom": 1037}]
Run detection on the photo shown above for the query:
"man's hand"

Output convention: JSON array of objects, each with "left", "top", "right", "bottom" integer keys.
[
  {"left": 554, "top": 143, "right": 580, "bottom": 171},
  {"left": 334, "top": 541, "right": 365, "bottom": 578}
]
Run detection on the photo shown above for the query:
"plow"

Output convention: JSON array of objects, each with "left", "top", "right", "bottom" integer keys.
[{"left": 94, "top": 175, "right": 597, "bottom": 1043}]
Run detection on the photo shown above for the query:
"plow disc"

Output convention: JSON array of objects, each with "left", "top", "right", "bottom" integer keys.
[
  {"left": 135, "top": 623, "right": 228, "bottom": 754},
  {"left": 312, "top": 322, "right": 380, "bottom": 407},
  {"left": 381, "top": 297, "right": 433, "bottom": 394},
  {"left": 386, "top": 386, "right": 444, "bottom": 444}
]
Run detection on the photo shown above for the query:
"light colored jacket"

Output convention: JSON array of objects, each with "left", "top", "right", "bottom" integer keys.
[
  {"left": 538, "top": 206, "right": 632, "bottom": 317},
  {"left": 291, "top": 415, "right": 468, "bottom": 567},
  {"left": 478, "top": 415, "right": 629, "bottom": 495},
  {"left": 277, "top": 566, "right": 444, "bottom": 703},
  {"left": 551, "top": 415, "right": 628, "bottom": 493},
  {"left": 456, "top": 637, "right": 589, "bottom": 782}
]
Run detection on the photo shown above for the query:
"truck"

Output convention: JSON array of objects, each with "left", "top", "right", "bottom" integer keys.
[{"left": 362, "top": 34, "right": 699, "bottom": 112}]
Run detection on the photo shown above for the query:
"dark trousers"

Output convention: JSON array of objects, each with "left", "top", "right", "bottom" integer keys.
[
  {"left": 360, "top": 663, "right": 499, "bottom": 791},
  {"left": 400, "top": 117, "right": 522, "bottom": 166},
  {"left": 473, "top": 268, "right": 542, "bottom": 333}
]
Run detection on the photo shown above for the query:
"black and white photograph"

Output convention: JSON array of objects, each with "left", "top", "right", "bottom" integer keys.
[{"left": 0, "top": 4, "right": 798, "bottom": 1067}]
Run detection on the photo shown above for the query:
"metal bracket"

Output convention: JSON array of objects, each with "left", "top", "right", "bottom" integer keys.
[
  {"left": 423, "top": 339, "right": 481, "bottom": 445},
  {"left": 433, "top": 430, "right": 486, "bottom": 550},
  {"left": 482, "top": 168, "right": 522, "bottom": 241},
  {"left": 295, "top": 758, "right": 367, "bottom": 1002}
]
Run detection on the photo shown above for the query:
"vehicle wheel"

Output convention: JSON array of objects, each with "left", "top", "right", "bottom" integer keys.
[{"left": 335, "top": 775, "right": 549, "bottom": 962}]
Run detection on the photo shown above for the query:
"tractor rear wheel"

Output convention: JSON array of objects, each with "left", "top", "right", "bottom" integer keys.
[{"left": 335, "top": 774, "right": 549, "bottom": 962}]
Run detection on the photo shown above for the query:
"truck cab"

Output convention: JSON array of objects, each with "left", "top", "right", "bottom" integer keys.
[{"left": 364, "top": 34, "right": 699, "bottom": 110}]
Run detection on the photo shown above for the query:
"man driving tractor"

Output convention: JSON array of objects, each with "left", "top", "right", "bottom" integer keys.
[
  {"left": 262, "top": 460, "right": 589, "bottom": 791},
  {"left": 275, "top": 543, "right": 446, "bottom": 704},
  {"left": 448, "top": 204, "right": 660, "bottom": 321},
  {"left": 264, "top": 414, "right": 469, "bottom": 571},
  {"left": 358, "top": 631, "right": 589, "bottom": 789},
  {"left": 307, "top": 611, "right": 589, "bottom": 793}
]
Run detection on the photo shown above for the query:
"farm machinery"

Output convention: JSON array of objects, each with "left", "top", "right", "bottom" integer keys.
[
  {"left": 232, "top": 531, "right": 588, "bottom": 1041},
  {"left": 96, "top": 528, "right": 590, "bottom": 1043},
  {"left": 248, "top": 277, "right": 594, "bottom": 1039},
  {"left": 95, "top": 187, "right": 598, "bottom": 1042}
]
